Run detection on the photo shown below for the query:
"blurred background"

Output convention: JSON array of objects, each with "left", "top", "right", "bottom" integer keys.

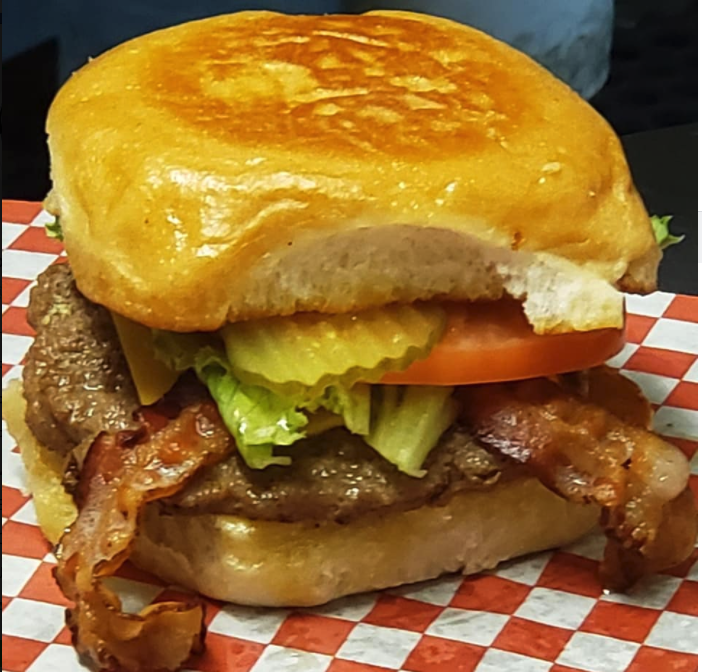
[{"left": 2, "top": 0, "right": 697, "bottom": 201}]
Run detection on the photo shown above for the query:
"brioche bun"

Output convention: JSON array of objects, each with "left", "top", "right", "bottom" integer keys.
[
  {"left": 46, "top": 11, "right": 657, "bottom": 333},
  {"left": 4, "top": 380, "right": 596, "bottom": 606}
]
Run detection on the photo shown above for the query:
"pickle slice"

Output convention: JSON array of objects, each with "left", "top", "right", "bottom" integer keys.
[{"left": 221, "top": 303, "right": 446, "bottom": 397}]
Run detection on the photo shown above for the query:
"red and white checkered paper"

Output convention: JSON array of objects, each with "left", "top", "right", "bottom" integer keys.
[{"left": 2, "top": 200, "right": 698, "bottom": 672}]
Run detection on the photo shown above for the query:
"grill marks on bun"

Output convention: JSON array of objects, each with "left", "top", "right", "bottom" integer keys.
[{"left": 46, "top": 11, "right": 658, "bottom": 333}]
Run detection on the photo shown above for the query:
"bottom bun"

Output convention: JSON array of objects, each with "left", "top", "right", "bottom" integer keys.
[{"left": 4, "top": 380, "right": 597, "bottom": 607}]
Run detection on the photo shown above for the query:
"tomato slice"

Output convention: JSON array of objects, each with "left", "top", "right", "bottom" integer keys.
[{"left": 381, "top": 300, "right": 625, "bottom": 386}]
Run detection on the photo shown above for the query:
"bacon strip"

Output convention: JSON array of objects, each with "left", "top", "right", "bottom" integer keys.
[
  {"left": 459, "top": 369, "right": 696, "bottom": 590},
  {"left": 54, "top": 402, "right": 234, "bottom": 672}
]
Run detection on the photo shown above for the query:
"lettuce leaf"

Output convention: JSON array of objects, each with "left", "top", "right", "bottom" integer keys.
[
  {"left": 153, "top": 333, "right": 305, "bottom": 469},
  {"left": 45, "top": 217, "right": 63, "bottom": 241},
  {"left": 651, "top": 215, "right": 684, "bottom": 250},
  {"left": 366, "top": 386, "right": 457, "bottom": 477},
  {"left": 153, "top": 331, "right": 452, "bottom": 475},
  {"left": 194, "top": 348, "right": 307, "bottom": 448},
  {"left": 314, "top": 384, "right": 371, "bottom": 436},
  {"left": 151, "top": 330, "right": 215, "bottom": 371}
]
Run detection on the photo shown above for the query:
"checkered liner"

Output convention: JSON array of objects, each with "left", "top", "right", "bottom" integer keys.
[{"left": 2, "top": 201, "right": 698, "bottom": 672}]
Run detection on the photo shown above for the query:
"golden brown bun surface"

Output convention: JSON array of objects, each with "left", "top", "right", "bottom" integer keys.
[
  {"left": 48, "top": 11, "right": 657, "bottom": 332},
  {"left": 4, "top": 380, "right": 596, "bottom": 606}
]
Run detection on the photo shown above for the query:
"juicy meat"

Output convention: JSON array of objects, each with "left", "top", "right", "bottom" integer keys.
[
  {"left": 23, "top": 264, "right": 139, "bottom": 455},
  {"left": 166, "top": 425, "right": 506, "bottom": 522},
  {"left": 55, "top": 401, "right": 233, "bottom": 672},
  {"left": 459, "top": 377, "right": 696, "bottom": 589}
]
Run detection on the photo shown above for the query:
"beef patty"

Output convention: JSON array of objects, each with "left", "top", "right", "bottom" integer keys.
[
  {"left": 23, "top": 264, "right": 140, "bottom": 455},
  {"left": 168, "top": 425, "right": 505, "bottom": 522},
  {"left": 23, "top": 265, "right": 510, "bottom": 522}
]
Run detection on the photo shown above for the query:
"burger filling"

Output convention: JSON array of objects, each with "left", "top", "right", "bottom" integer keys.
[
  {"left": 22, "top": 263, "right": 695, "bottom": 672},
  {"left": 24, "top": 263, "right": 694, "bottom": 573},
  {"left": 25, "top": 265, "right": 511, "bottom": 522}
]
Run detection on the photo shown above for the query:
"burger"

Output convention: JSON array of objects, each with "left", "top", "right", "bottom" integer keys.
[{"left": 3, "top": 10, "right": 696, "bottom": 672}]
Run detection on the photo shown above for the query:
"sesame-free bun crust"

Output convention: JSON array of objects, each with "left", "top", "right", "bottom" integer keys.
[
  {"left": 47, "top": 11, "right": 658, "bottom": 333},
  {"left": 3, "top": 380, "right": 597, "bottom": 607}
]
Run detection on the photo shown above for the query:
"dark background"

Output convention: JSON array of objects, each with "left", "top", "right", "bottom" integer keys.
[{"left": 2, "top": 1, "right": 697, "bottom": 293}]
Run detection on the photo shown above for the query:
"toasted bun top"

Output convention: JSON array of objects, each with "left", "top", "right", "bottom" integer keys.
[{"left": 47, "top": 11, "right": 659, "bottom": 332}]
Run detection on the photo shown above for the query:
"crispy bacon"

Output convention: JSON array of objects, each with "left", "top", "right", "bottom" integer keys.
[
  {"left": 54, "top": 402, "right": 234, "bottom": 672},
  {"left": 562, "top": 366, "right": 653, "bottom": 429},
  {"left": 459, "top": 367, "right": 696, "bottom": 590}
]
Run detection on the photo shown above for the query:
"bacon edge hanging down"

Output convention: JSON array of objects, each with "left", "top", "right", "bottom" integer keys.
[
  {"left": 459, "top": 367, "right": 697, "bottom": 590},
  {"left": 52, "top": 367, "right": 696, "bottom": 671},
  {"left": 53, "top": 402, "right": 234, "bottom": 672}
]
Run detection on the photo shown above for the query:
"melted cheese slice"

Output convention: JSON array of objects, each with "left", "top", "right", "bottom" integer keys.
[{"left": 111, "top": 313, "right": 179, "bottom": 405}]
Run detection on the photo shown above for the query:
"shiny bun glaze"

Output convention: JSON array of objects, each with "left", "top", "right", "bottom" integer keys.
[{"left": 47, "top": 11, "right": 659, "bottom": 331}]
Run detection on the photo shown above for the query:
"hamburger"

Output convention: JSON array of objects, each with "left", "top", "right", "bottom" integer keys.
[{"left": 3, "top": 10, "right": 696, "bottom": 672}]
